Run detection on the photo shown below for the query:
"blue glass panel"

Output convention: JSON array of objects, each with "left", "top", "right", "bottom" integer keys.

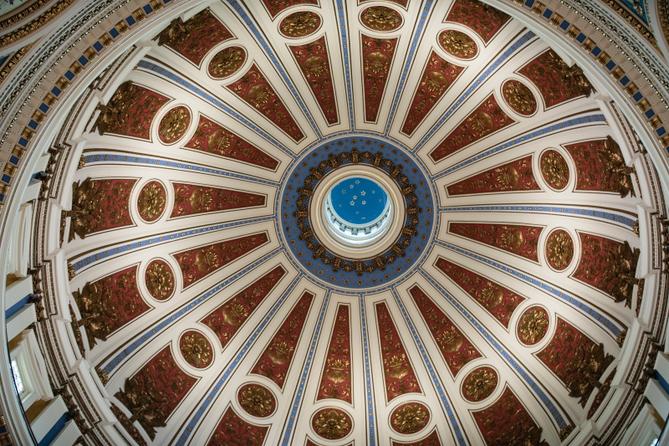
[{"left": 330, "top": 177, "right": 387, "bottom": 224}]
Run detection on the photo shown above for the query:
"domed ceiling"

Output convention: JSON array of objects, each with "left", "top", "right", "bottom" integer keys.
[{"left": 33, "top": 0, "right": 662, "bottom": 444}]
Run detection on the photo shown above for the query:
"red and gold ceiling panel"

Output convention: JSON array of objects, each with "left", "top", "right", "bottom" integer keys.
[{"left": 36, "top": 1, "right": 659, "bottom": 445}]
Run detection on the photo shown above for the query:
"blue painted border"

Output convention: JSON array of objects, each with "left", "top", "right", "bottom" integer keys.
[
  {"left": 334, "top": 0, "right": 355, "bottom": 129},
  {"left": 84, "top": 153, "right": 279, "bottom": 187},
  {"left": 384, "top": 0, "right": 436, "bottom": 134},
  {"left": 136, "top": 60, "right": 296, "bottom": 158},
  {"left": 174, "top": 276, "right": 301, "bottom": 445},
  {"left": 419, "top": 270, "right": 570, "bottom": 430},
  {"left": 71, "top": 217, "right": 273, "bottom": 272},
  {"left": 414, "top": 30, "right": 536, "bottom": 152},
  {"left": 100, "top": 248, "right": 283, "bottom": 374},
  {"left": 391, "top": 289, "right": 467, "bottom": 446},
  {"left": 280, "top": 291, "right": 331, "bottom": 445},
  {"left": 441, "top": 205, "right": 637, "bottom": 229},
  {"left": 358, "top": 294, "right": 378, "bottom": 445},
  {"left": 224, "top": 0, "right": 322, "bottom": 137},
  {"left": 432, "top": 113, "right": 607, "bottom": 177},
  {"left": 436, "top": 240, "right": 624, "bottom": 337}
]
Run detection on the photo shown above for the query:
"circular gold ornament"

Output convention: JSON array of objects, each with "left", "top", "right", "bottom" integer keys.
[
  {"left": 390, "top": 402, "right": 430, "bottom": 435},
  {"left": 517, "top": 306, "right": 549, "bottom": 345},
  {"left": 208, "top": 46, "right": 246, "bottom": 79},
  {"left": 237, "top": 384, "right": 276, "bottom": 418},
  {"left": 502, "top": 79, "right": 537, "bottom": 116},
  {"left": 545, "top": 229, "right": 574, "bottom": 270},
  {"left": 158, "top": 106, "right": 190, "bottom": 144},
  {"left": 462, "top": 367, "right": 498, "bottom": 402},
  {"left": 360, "top": 6, "right": 402, "bottom": 31},
  {"left": 179, "top": 330, "right": 213, "bottom": 369},
  {"left": 311, "top": 408, "right": 352, "bottom": 440},
  {"left": 279, "top": 11, "right": 321, "bottom": 38},
  {"left": 438, "top": 29, "right": 478, "bottom": 59},
  {"left": 540, "top": 150, "right": 570, "bottom": 190},
  {"left": 137, "top": 181, "right": 166, "bottom": 222},
  {"left": 145, "top": 259, "right": 175, "bottom": 300}
]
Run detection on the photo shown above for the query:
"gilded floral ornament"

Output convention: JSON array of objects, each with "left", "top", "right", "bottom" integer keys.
[
  {"left": 502, "top": 80, "right": 537, "bottom": 116},
  {"left": 137, "top": 181, "right": 167, "bottom": 222},
  {"left": 237, "top": 384, "right": 276, "bottom": 418},
  {"left": 437, "top": 325, "right": 465, "bottom": 352},
  {"left": 438, "top": 29, "right": 478, "bottom": 59},
  {"left": 144, "top": 260, "right": 175, "bottom": 301},
  {"left": 159, "top": 106, "right": 191, "bottom": 144},
  {"left": 390, "top": 402, "right": 430, "bottom": 434},
  {"left": 279, "top": 11, "right": 321, "bottom": 38},
  {"left": 208, "top": 46, "right": 246, "bottom": 79},
  {"left": 462, "top": 367, "right": 498, "bottom": 402},
  {"left": 360, "top": 6, "right": 402, "bottom": 32},
  {"left": 517, "top": 306, "right": 549, "bottom": 345},
  {"left": 540, "top": 150, "right": 570, "bottom": 190},
  {"left": 311, "top": 408, "right": 352, "bottom": 440},
  {"left": 545, "top": 229, "right": 574, "bottom": 270},
  {"left": 179, "top": 330, "right": 213, "bottom": 368}
]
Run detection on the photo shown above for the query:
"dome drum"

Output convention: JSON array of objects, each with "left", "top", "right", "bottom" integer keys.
[{"left": 0, "top": 1, "right": 668, "bottom": 445}]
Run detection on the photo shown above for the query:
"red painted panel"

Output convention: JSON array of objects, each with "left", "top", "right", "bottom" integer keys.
[
  {"left": 69, "top": 178, "right": 136, "bottom": 239},
  {"left": 290, "top": 37, "right": 339, "bottom": 125},
  {"left": 201, "top": 266, "right": 286, "bottom": 348},
  {"left": 251, "top": 291, "right": 314, "bottom": 388},
  {"left": 402, "top": 51, "right": 464, "bottom": 135},
  {"left": 409, "top": 286, "right": 481, "bottom": 375},
  {"left": 317, "top": 305, "right": 352, "bottom": 402},
  {"left": 430, "top": 95, "right": 515, "bottom": 162},
  {"left": 115, "top": 346, "right": 196, "bottom": 439},
  {"left": 565, "top": 138, "right": 632, "bottom": 194},
  {"left": 572, "top": 233, "right": 639, "bottom": 302},
  {"left": 227, "top": 64, "right": 305, "bottom": 141},
  {"left": 447, "top": 155, "right": 539, "bottom": 195},
  {"left": 519, "top": 49, "right": 593, "bottom": 109},
  {"left": 392, "top": 431, "right": 442, "bottom": 446},
  {"left": 161, "top": 9, "right": 233, "bottom": 66},
  {"left": 473, "top": 387, "right": 548, "bottom": 445},
  {"left": 185, "top": 115, "right": 279, "bottom": 170},
  {"left": 95, "top": 82, "right": 168, "bottom": 140},
  {"left": 171, "top": 183, "right": 265, "bottom": 218},
  {"left": 207, "top": 406, "right": 268, "bottom": 445},
  {"left": 435, "top": 258, "right": 524, "bottom": 328},
  {"left": 261, "top": 0, "right": 318, "bottom": 17},
  {"left": 450, "top": 222, "right": 542, "bottom": 261},
  {"left": 73, "top": 265, "right": 150, "bottom": 347},
  {"left": 536, "top": 317, "right": 614, "bottom": 406},
  {"left": 446, "top": 0, "right": 511, "bottom": 43},
  {"left": 375, "top": 302, "right": 421, "bottom": 401},
  {"left": 362, "top": 35, "right": 398, "bottom": 122},
  {"left": 174, "top": 233, "right": 269, "bottom": 287}
]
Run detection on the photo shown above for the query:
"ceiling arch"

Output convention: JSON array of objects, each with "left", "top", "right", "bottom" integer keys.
[{"left": 0, "top": 1, "right": 668, "bottom": 446}]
